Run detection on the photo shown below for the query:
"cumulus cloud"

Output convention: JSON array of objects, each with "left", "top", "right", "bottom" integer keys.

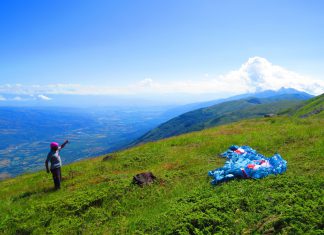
[
  {"left": 221, "top": 57, "right": 324, "bottom": 94},
  {"left": 37, "top": 94, "right": 52, "bottom": 100},
  {"left": 0, "top": 57, "right": 323, "bottom": 97},
  {"left": 134, "top": 57, "right": 324, "bottom": 95},
  {"left": 131, "top": 57, "right": 324, "bottom": 95}
]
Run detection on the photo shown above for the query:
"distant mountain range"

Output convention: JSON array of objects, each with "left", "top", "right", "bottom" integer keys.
[
  {"left": 160, "top": 87, "right": 313, "bottom": 120},
  {"left": 133, "top": 88, "right": 314, "bottom": 145}
]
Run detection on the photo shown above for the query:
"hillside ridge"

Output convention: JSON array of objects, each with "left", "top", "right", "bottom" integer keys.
[{"left": 133, "top": 94, "right": 309, "bottom": 145}]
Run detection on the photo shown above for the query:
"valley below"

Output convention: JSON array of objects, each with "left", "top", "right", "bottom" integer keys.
[{"left": 0, "top": 106, "right": 170, "bottom": 179}]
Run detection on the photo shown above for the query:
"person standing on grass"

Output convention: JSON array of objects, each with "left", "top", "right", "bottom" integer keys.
[{"left": 45, "top": 140, "right": 69, "bottom": 190}]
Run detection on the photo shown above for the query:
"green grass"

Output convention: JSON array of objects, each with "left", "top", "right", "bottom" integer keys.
[
  {"left": 293, "top": 94, "right": 324, "bottom": 118},
  {"left": 0, "top": 116, "right": 323, "bottom": 234},
  {"left": 281, "top": 94, "right": 324, "bottom": 118},
  {"left": 134, "top": 98, "right": 304, "bottom": 144}
]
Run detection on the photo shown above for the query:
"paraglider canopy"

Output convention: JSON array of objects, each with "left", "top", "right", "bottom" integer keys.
[{"left": 208, "top": 145, "right": 287, "bottom": 185}]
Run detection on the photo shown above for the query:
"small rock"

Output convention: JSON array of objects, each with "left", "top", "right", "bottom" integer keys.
[{"left": 133, "top": 172, "right": 156, "bottom": 186}]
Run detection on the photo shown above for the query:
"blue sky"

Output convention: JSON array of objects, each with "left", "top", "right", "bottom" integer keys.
[{"left": 0, "top": 0, "right": 324, "bottom": 101}]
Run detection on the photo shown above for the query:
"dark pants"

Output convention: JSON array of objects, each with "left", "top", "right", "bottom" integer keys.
[{"left": 51, "top": 167, "right": 62, "bottom": 189}]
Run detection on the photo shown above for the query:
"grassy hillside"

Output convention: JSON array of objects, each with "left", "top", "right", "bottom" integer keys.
[
  {"left": 293, "top": 93, "right": 324, "bottom": 118},
  {"left": 279, "top": 93, "right": 324, "bottom": 118},
  {"left": 0, "top": 116, "right": 323, "bottom": 234},
  {"left": 134, "top": 97, "right": 304, "bottom": 145}
]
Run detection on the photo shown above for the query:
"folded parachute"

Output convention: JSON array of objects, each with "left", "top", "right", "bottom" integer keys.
[{"left": 208, "top": 145, "right": 287, "bottom": 185}]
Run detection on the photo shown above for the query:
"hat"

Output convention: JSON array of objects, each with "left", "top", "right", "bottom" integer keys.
[{"left": 50, "top": 142, "right": 59, "bottom": 148}]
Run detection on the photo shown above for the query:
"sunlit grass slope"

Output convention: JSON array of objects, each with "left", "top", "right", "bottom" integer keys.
[
  {"left": 133, "top": 97, "right": 307, "bottom": 145},
  {"left": 0, "top": 117, "right": 323, "bottom": 234},
  {"left": 293, "top": 93, "right": 324, "bottom": 118}
]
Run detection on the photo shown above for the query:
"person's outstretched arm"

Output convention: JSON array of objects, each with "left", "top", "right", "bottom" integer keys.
[{"left": 60, "top": 140, "right": 69, "bottom": 150}]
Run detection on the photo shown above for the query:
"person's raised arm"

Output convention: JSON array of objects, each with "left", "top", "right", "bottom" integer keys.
[{"left": 60, "top": 140, "right": 69, "bottom": 150}]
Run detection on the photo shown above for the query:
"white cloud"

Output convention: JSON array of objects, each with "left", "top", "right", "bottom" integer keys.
[
  {"left": 0, "top": 95, "right": 6, "bottom": 101},
  {"left": 0, "top": 57, "right": 323, "bottom": 97},
  {"left": 37, "top": 94, "right": 52, "bottom": 100},
  {"left": 220, "top": 56, "right": 324, "bottom": 94},
  {"left": 139, "top": 78, "right": 154, "bottom": 87},
  {"left": 131, "top": 57, "right": 324, "bottom": 95}
]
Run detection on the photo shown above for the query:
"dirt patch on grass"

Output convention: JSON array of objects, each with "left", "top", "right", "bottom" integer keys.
[
  {"left": 214, "top": 128, "right": 243, "bottom": 135},
  {"left": 162, "top": 162, "right": 179, "bottom": 170},
  {"left": 88, "top": 176, "right": 109, "bottom": 185}
]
